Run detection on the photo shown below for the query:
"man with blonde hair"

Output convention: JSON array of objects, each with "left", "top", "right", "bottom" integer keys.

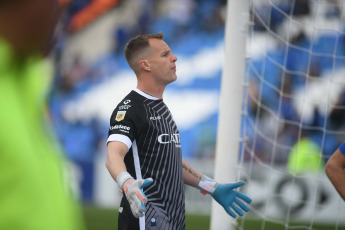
[{"left": 106, "top": 32, "right": 252, "bottom": 229}]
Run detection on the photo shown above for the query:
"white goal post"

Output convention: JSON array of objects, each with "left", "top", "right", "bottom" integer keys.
[{"left": 211, "top": 0, "right": 250, "bottom": 229}]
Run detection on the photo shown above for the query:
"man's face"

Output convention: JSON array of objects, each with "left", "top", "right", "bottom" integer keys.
[{"left": 147, "top": 38, "right": 178, "bottom": 85}]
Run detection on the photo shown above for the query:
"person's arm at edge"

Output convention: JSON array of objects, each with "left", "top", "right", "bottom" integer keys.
[
  {"left": 106, "top": 141, "right": 128, "bottom": 182},
  {"left": 325, "top": 148, "right": 345, "bottom": 201}
]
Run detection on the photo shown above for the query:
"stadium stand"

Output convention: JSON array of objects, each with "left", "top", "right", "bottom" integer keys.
[{"left": 50, "top": 0, "right": 345, "bottom": 202}]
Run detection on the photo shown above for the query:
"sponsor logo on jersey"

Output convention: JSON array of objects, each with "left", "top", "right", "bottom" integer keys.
[
  {"left": 150, "top": 116, "right": 161, "bottom": 120},
  {"left": 115, "top": 111, "right": 126, "bottom": 121},
  {"left": 158, "top": 133, "right": 181, "bottom": 147},
  {"left": 123, "top": 99, "right": 131, "bottom": 105},
  {"left": 110, "top": 124, "right": 130, "bottom": 131},
  {"left": 119, "top": 104, "right": 131, "bottom": 110}
]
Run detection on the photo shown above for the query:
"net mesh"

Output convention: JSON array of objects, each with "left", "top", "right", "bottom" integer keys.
[{"left": 237, "top": 0, "right": 345, "bottom": 229}]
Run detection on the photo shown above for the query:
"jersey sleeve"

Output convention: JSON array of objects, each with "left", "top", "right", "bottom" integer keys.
[
  {"left": 107, "top": 104, "right": 137, "bottom": 150},
  {"left": 339, "top": 142, "right": 345, "bottom": 156}
]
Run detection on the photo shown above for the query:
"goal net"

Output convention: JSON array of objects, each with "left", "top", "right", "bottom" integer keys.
[{"left": 237, "top": 0, "right": 345, "bottom": 229}]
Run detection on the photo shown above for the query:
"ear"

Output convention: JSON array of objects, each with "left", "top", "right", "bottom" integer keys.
[{"left": 139, "top": 60, "right": 150, "bottom": 71}]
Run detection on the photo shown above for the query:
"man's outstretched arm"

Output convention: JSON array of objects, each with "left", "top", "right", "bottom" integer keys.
[{"left": 181, "top": 158, "right": 252, "bottom": 218}]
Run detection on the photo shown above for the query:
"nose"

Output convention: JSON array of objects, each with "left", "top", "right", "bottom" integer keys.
[{"left": 171, "top": 53, "right": 177, "bottom": 62}]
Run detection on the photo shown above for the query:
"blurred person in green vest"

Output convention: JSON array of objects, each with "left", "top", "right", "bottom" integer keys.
[
  {"left": 287, "top": 129, "right": 325, "bottom": 175},
  {"left": 0, "top": 0, "right": 84, "bottom": 229}
]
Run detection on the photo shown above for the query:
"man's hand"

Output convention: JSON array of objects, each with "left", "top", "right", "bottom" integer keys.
[
  {"left": 198, "top": 176, "right": 252, "bottom": 218},
  {"left": 116, "top": 172, "right": 153, "bottom": 218},
  {"left": 122, "top": 178, "right": 153, "bottom": 218},
  {"left": 212, "top": 182, "right": 252, "bottom": 218}
]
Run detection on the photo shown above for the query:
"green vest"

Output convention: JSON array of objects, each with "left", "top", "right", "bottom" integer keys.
[
  {"left": 0, "top": 39, "right": 84, "bottom": 230},
  {"left": 287, "top": 137, "right": 324, "bottom": 175}
]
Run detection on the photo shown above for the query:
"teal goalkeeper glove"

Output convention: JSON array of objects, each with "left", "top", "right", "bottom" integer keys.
[
  {"left": 117, "top": 172, "right": 153, "bottom": 218},
  {"left": 197, "top": 176, "right": 252, "bottom": 218}
]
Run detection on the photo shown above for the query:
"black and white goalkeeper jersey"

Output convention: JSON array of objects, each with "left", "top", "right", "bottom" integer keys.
[{"left": 107, "top": 89, "right": 185, "bottom": 230}]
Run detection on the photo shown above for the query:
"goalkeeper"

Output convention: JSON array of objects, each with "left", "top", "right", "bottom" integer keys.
[
  {"left": 106, "top": 32, "right": 252, "bottom": 230},
  {"left": 325, "top": 142, "right": 345, "bottom": 201},
  {"left": 0, "top": 0, "right": 84, "bottom": 229}
]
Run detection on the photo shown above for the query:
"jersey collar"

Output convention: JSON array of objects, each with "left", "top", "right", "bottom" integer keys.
[{"left": 134, "top": 88, "right": 160, "bottom": 100}]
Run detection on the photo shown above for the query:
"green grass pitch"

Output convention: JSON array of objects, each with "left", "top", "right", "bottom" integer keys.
[{"left": 83, "top": 205, "right": 345, "bottom": 230}]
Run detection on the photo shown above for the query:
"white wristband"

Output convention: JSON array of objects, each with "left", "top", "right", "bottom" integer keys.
[
  {"left": 116, "top": 172, "right": 133, "bottom": 190},
  {"left": 197, "top": 175, "right": 217, "bottom": 194}
]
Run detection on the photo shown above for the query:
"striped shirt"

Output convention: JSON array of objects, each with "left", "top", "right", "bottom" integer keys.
[{"left": 107, "top": 89, "right": 185, "bottom": 230}]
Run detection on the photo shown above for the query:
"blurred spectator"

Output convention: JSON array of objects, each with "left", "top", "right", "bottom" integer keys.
[
  {"left": 60, "top": 54, "right": 88, "bottom": 92},
  {"left": 328, "top": 90, "right": 345, "bottom": 130},
  {"left": 114, "top": 26, "right": 130, "bottom": 54},
  {"left": 292, "top": 0, "right": 310, "bottom": 16},
  {"left": 157, "top": 0, "right": 196, "bottom": 36},
  {"left": 325, "top": 0, "right": 342, "bottom": 18},
  {"left": 287, "top": 130, "right": 324, "bottom": 175},
  {"left": 0, "top": 0, "right": 84, "bottom": 229},
  {"left": 193, "top": 0, "right": 226, "bottom": 32},
  {"left": 252, "top": 1, "right": 290, "bottom": 32},
  {"left": 280, "top": 73, "right": 299, "bottom": 122}
]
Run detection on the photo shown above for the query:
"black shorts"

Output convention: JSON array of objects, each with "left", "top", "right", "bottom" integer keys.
[
  {"left": 118, "top": 197, "right": 140, "bottom": 230},
  {"left": 117, "top": 196, "right": 185, "bottom": 229}
]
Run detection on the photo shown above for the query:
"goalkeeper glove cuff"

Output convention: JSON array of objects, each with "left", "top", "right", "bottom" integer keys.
[
  {"left": 197, "top": 175, "right": 217, "bottom": 195},
  {"left": 116, "top": 171, "right": 133, "bottom": 191}
]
